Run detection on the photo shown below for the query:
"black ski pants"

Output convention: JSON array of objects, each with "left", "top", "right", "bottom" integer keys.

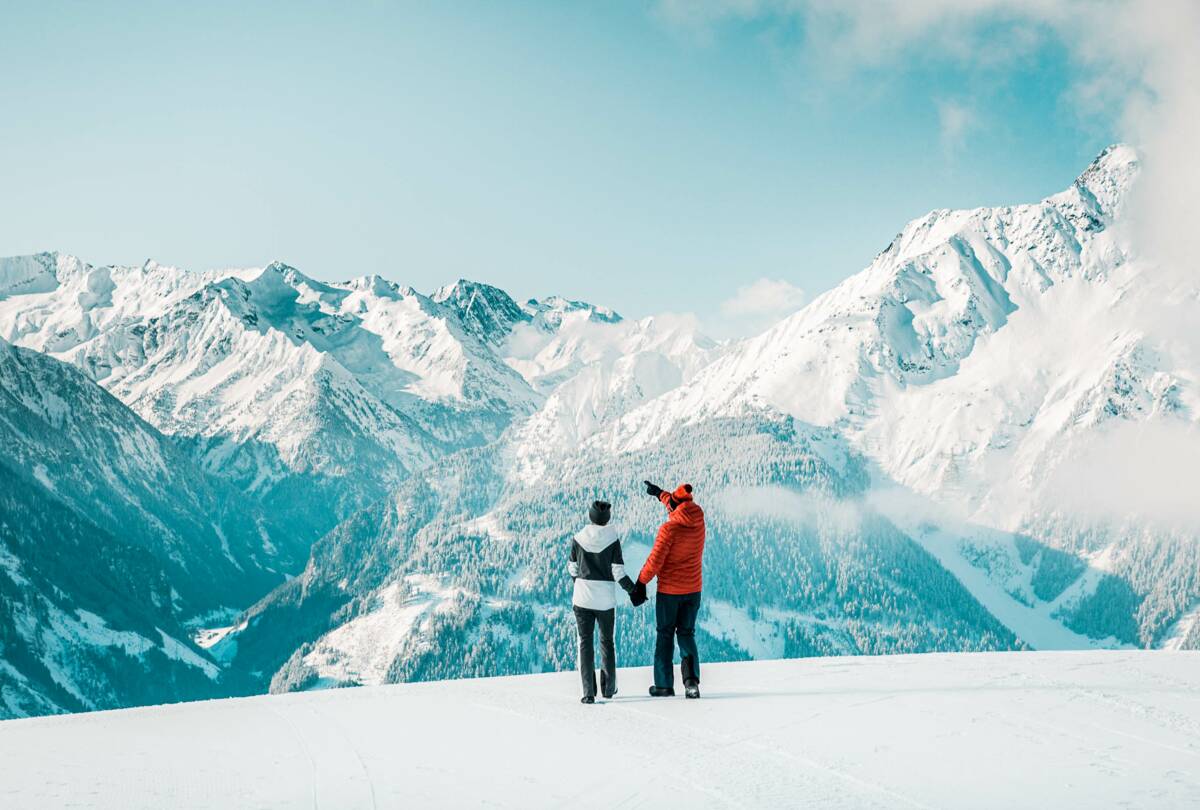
[
  {"left": 574, "top": 606, "right": 616, "bottom": 699},
  {"left": 654, "top": 590, "right": 701, "bottom": 689}
]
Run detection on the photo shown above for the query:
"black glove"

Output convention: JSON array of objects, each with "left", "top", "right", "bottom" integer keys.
[
  {"left": 643, "top": 481, "right": 663, "bottom": 499},
  {"left": 630, "top": 581, "right": 648, "bottom": 607}
]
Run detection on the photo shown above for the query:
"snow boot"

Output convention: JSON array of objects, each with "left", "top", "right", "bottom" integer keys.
[
  {"left": 581, "top": 695, "right": 595, "bottom": 705},
  {"left": 682, "top": 656, "right": 700, "bottom": 699},
  {"left": 600, "top": 670, "right": 616, "bottom": 699},
  {"left": 648, "top": 686, "right": 675, "bottom": 697}
]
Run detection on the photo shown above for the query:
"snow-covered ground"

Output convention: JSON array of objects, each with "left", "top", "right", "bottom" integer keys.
[{"left": 1, "top": 652, "right": 1197, "bottom": 809}]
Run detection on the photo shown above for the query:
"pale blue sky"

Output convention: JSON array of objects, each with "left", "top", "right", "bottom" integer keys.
[{"left": 0, "top": 1, "right": 1118, "bottom": 329}]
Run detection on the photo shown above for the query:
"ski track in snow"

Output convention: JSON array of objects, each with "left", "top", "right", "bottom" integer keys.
[
  {"left": 2, "top": 651, "right": 1199, "bottom": 809},
  {"left": 264, "top": 704, "right": 320, "bottom": 810}
]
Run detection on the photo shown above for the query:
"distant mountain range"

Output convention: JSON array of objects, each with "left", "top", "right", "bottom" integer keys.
[{"left": 1, "top": 144, "right": 1196, "bottom": 718}]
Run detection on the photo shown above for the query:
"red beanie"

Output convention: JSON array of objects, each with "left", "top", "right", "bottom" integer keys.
[{"left": 672, "top": 484, "right": 694, "bottom": 501}]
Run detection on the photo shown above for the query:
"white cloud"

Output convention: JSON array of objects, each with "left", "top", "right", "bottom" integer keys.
[
  {"left": 712, "top": 485, "right": 864, "bottom": 534},
  {"left": 654, "top": 0, "right": 764, "bottom": 38},
  {"left": 714, "top": 277, "right": 807, "bottom": 337},
  {"left": 936, "top": 99, "right": 976, "bottom": 152},
  {"left": 1041, "top": 420, "right": 1200, "bottom": 532},
  {"left": 721, "top": 277, "right": 806, "bottom": 317},
  {"left": 653, "top": 0, "right": 1200, "bottom": 289}
]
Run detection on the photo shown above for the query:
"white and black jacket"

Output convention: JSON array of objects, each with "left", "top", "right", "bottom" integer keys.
[{"left": 568, "top": 524, "right": 636, "bottom": 611}]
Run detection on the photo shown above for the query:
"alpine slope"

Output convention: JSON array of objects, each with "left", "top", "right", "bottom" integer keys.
[{"left": 1, "top": 652, "right": 1198, "bottom": 809}]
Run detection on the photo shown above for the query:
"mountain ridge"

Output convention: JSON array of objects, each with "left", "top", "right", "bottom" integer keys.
[
  {"left": 2, "top": 143, "right": 1198, "bottom": 719},
  {"left": 233, "top": 143, "right": 1199, "bottom": 697},
  {"left": 0, "top": 336, "right": 280, "bottom": 716}
]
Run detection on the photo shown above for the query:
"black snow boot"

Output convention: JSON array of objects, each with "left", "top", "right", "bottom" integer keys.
[
  {"left": 648, "top": 686, "right": 675, "bottom": 697},
  {"left": 581, "top": 695, "right": 595, "bottom": 704},
  {"left": 600, "top": 670, "right": 616, "bottom": 699},
  {"left": 682, "top": 656, "right": 700, "bottom": 699}
]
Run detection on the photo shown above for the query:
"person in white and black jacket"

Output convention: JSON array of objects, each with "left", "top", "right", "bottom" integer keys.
[{"left": 568, "top": 500, "right": 639, "bottom": 704}]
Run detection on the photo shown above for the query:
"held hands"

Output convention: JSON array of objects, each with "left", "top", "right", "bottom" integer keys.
[
  {"left": 643, "top": 481, "right": 663, "bottom": 499},
  {"left": 629, "top": 580, "right": 648, "bottom": 607}
]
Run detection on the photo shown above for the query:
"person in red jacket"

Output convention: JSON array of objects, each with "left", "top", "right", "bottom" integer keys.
[{"left": 629, "top": 480, "right": 705, "bottom": 699}]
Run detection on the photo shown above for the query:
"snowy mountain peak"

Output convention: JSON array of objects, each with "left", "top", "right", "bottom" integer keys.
[
  {"left": 433, "top": 278, "right": 531, "bottom": 344},
  {"left": 590, "top": 145, "right": 1152, "bottom": 457},
  {"left": 343, "top": 273, "right": 405, "bottom": 299},
  {"left": 523, "top": 295, "right": 622, "bottom": 329},
  {"left": 0, "top": 251, "right": 89, "bottom": 298},
  {"left": 252, "top": 260, "right": 330, "bottom": 295},
  {"left": 4, "top": 143, "right": 1198, "bottom": 724},
  {"left": 433, "top": 277, "right": 520, "bottom": 305},
  {"left": 1072, "top": 143, "right": 1139, "bottom": 217}
]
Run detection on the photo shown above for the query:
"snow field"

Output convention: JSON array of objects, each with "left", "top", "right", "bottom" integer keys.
[{"left": 1, "top": 651, "right": 1197, "bottom": 809}]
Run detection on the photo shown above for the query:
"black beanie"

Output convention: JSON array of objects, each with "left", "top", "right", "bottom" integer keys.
[{"left": 589, "top": 500, "right": 611, "bottom": 526}]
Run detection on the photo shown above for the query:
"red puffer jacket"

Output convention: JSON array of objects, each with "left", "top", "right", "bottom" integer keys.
[{"left": 638, "top": 486, "right": 705, "bottom": 595}]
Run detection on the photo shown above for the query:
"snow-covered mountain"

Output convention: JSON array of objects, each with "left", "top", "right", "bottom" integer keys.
[
  {"left": 4, "top": 652, "right": 1198, "bottom": 809},
  {"left": 0, "top": 257, "right": 685, "bottom": 547},
  {"left": 0, "top": 338, "right": 283, "bottom": 717},
  {"left": 2, "top": 144, "right": 1197, "bottom": 719},
  {"left": 219, "top": 145, "right": 1199, "bottom": 699},
  {"left": 570, "top": 144, "right": 1199, "bottom": 647},
  {"left": 0, "top": 253, "right": 718, "bottom": 714},
  {"left": 237, "top": 413, "right": 1019, "bottom": 694},
  {"left": 589, "top": 145, "right": 1142, "bottom": 447},
  {"left": 566, "top": 145, "right": 1197, "bottom": 640}
]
